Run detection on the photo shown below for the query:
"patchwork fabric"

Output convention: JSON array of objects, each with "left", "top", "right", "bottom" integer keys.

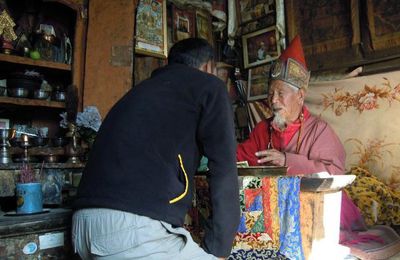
[
  {"left": 244, "top": 188, "right": 263, "bottom": 211},
  {"left": 186, "top": 175, "right": 304, "bottom": 260},
  {"left": 232, "top": 176, "right": 304, "bottom": 260}
]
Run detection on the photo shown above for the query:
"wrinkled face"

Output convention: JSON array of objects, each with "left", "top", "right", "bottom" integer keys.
[{"left": 268, "top": 80, "right": 304, "bottom": 128}]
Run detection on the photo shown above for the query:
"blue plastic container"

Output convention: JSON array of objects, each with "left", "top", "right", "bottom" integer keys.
[{"left": 16, "top": 183, "right": 43, "bottom": 214}]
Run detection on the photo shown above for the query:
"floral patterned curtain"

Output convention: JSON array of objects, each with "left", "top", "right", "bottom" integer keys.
[{"left": 305, "top": 70, "right": 400, "bottom": 190}]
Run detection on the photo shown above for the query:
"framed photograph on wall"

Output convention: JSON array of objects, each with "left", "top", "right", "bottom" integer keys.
[
  {"left": 196, "top": 11, "right": 213, "bottom": 45},
  {"left": 172, "top": 5, "right": 195, "bottom": 42},
  {"left": 366, "top": 0, "right": 400, "bottom": 51},
  {"left": 242, "top": 26, "right": 280, "bottom": 68},
  {"left": 135, "top": 0, "right": 168, "bottom": 58},
  {"left": 236, "top": 0, "right": 276, "bottom": 25},
  {"left": 247, "top": 64, "right": 271, "bottom": 101}
]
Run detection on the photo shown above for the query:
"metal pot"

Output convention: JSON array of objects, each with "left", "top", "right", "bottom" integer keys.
[
  {"left": 53, "top": 91, "right": 65, "bottom": 101},
  {"left": 8, "top": 87, "right": 29, "bottom": 98}
]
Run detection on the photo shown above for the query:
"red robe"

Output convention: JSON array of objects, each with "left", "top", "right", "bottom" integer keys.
[{"left": 237, "top": 106, "right": 346, "bottom": 175}]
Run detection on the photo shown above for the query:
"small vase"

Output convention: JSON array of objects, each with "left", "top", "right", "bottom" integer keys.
[{"left": 16, "top": 182, "right": 43, "bottom": 214}]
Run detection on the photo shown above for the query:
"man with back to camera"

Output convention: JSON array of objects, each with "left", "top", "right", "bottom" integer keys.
[
  {"left": 237, "top": 35, "right": 346, "bottom": 176},
  {"left": 72, "top": 38, "right": 240, "bottom": 259}
]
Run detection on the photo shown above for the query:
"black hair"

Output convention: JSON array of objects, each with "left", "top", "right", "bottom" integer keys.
[{"left": 168, "top": 38, "right": 214, "bottom": 69}]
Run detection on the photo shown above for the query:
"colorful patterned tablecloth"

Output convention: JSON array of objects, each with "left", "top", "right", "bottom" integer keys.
[{"left": 186, "top": 175, "right": 315, "bottom": 260}]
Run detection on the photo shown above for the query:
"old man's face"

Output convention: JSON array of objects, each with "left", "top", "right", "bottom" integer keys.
[{"left": 267, "top": 80, "right": 304, "bottom": 130}]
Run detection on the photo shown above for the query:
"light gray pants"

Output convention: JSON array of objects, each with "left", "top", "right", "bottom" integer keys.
[{"left": 72, "top": 208, "right": 218, "bottom": 260}]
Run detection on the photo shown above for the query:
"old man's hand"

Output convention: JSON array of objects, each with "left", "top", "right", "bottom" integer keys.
[{"left": 255, "top": 149, "right": 286, "bottom": 166}]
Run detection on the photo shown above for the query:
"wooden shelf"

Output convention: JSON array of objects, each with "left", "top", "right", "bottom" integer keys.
[
  {"left": 0, "top": 53, "right": 71, "bottom": 71},
  {"left": 0, "top": 96, "right": 65, "bottom": 108},
  {"left": 0, "top": 162, "right": 85, "bottom": 170}
]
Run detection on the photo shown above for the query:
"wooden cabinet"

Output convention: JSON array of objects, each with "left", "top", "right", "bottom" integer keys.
[
  {"left": 0, "top": 0, "right": 86, "bottom": 143},
  {"left": 0, "top": 208, "right": 77, "bottom": 259},
  {"left": 0, "top": 0, "right": 87, "bottom": 205}
]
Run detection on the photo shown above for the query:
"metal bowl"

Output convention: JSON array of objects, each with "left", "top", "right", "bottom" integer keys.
[
  {"left": 53, "top": 91, "right": 65, "bottom": 102},
  {"left": 33, "top": 89, "right": 51, "bottom": 100},
  {"left": 44, "top": 154, "right": 59, "bottom": 163},
  {"left": 8, "top": 87, "right": 30, "bottom": 98}
]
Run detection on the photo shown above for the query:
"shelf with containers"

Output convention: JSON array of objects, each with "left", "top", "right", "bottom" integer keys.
[
  {"left": 0, "top": 0, "right": 86, "bottom": 156},
  {"left": 0, "top": 0, "right": 87, "bottom": 225}
]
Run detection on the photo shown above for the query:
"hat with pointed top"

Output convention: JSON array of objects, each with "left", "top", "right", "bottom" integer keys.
[{"left": 269, "top": 35, "right": 310, "bottom": 90}]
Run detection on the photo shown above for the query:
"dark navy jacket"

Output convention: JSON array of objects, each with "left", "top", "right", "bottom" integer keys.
[{"left": 74, "top": 63, "right": 240, "bottom": 257}]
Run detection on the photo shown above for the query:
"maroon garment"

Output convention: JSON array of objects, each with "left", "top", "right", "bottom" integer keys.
[{"left": 237, "top": 106, "right": 346, "bottom": 175}]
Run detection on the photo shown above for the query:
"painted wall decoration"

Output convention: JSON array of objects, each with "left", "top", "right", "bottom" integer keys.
[{"left": 135, "top": 0, "right": 168, "bottom": 58}]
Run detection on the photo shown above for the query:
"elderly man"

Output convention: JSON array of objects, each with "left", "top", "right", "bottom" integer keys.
[{"left": 237, "top": 36, "right": 345, "bottom": 176}]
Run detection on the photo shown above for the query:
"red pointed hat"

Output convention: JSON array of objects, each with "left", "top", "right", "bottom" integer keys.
[{"left": 269, "top": 35, "right": 310, "bottom": 89}]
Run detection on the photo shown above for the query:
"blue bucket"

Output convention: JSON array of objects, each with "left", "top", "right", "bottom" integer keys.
[{"left": 16, "top": 183, "right": 43, "bottom": 214}]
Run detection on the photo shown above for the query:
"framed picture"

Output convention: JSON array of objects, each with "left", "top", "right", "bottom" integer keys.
[
  {"left": 366, "top": 0, "right": 400, "bottom": 51},
  {"left": 236, "top": 0, "right": 276, "bottom": 25},
  {"left": 135, "top": 0, "right": 168, "bottom": 58},
  {"left": 240, "top": 15, "right": 276, "bottom": 35},
  {"left": 0, "top": 118, "right": 9, "bottom": 129},
  {"left": 242, "top": 26, "right": 280, "bottom": 68},
  {"left": 172, "top": 5, "right": 195, "bottom": 42},
  {"left": 196, "top": 11, "right": 213, "bottom": 45},
  {"left": 247, "top": 64, "right": 271, "bottom": 101}
]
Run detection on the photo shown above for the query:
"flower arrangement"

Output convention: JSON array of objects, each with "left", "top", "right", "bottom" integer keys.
[
  {"left": 60, "top": 106, "right": 102, "bottom": 147},
  {"left": 19, "top": 162, "right": 36, "bottom": 183}
]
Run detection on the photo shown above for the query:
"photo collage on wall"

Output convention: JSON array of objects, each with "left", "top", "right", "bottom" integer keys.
[{"left": 236, "top": 0, "right": 285, "bottom": 102}]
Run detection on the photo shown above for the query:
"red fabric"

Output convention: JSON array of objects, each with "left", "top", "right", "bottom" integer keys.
[
  {"left": 340, "top": 192, "right": 385, "bottom": 245},
  {"left": 279, "top": 35, "right": 307, "bottom": 69},
  {"left": 262, "top": 177, "right": 273, "bottom": 239},
  {"left": 237, "top": 106, "right": 346, "bottom": 175},
  {"left": 244, "top": 188, "right": 262, "bottom": 210}
]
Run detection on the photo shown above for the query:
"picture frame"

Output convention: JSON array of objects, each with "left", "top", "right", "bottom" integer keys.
[
  {"left": 242, "top": 26, "right": 280, "bottom": 69},
  {"left": 195, "top": 10, "right": 213, "bottom": 46},
  {"left": 0, "top": 118, "right": 9, "bottom": 129},
  {"left": 366, "top": 0, "right": 400, "bottom": 51},
  {"left": 236, "top": 0, "right": 276, "bottom": 25},
  {"left": 135, "top": 0, "right": 168, "bottom": 58},
  {"left": 172, "top": 5, "right": 195, "bottom": 43},
  {"left": 247, "top": 64, "right": 271, "bottom": 101},
  {"left": 240, "top": 15, "right": 276, "bottom": 35}
]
